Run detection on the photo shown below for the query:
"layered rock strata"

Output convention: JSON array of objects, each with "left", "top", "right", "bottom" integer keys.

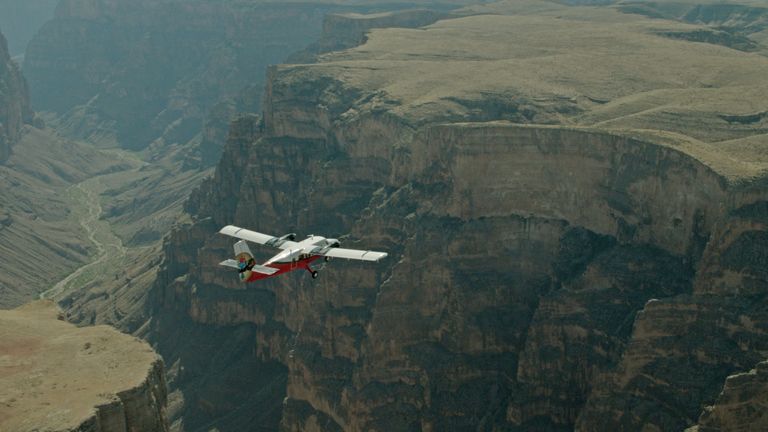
[
  {"left": 688, "top": 361, "right": 768, "bottom": 431},
  {"left": 0, "top": 300, "right": 169, "bottom": 432},
  {"left": 290, "top": 8, "right": 452, "bottom": 62},
  {"left": 146, "top": 2, "right": 768, "bottom": 430}
]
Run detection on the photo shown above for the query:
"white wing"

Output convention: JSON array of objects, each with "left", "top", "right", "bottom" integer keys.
[
  {"left": 219, "top": 225, "right": 299, "bottom": 249},
  {"left": 322, "top": 247, "right": 388, "bottom": 262}
]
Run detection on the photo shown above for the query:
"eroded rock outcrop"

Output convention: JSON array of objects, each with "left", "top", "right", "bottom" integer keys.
[
  {"left": 289, "top": 8, "right": 452, "bottom": 62},
  {"left": 0, "top": 300, "right": 169, "bottom": 432},
  {"left": 688, "top": 361, "right": 768, "bottom": 432}
]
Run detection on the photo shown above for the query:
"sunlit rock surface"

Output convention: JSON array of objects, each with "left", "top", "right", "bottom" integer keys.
[{"left": 0, "top": 300, "right": 168, "bottom": 432}]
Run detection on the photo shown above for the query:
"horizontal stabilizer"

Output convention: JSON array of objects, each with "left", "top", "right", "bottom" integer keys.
[
  {"left": 323, "top": 248, "right": 388, "bottom": 262},
  {"left": 251, "top": 264, "right": 279, "bottom": 275},
  {"left": 219, "top": 259, "right": 241, "bottom": 269},
  {"left": 219, "top": 259, "right": 278, "bottom": 275}
]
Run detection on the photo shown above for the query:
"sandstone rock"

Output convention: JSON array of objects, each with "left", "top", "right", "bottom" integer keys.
[
  {"left": 0, "top": 300, "right": 169, "bottom": 432},
  {"left": 689, "top": 361, "right": 768, "bottom": 432},
  {"left": 289, "top": 9, "right": 452, "bottom": 63},
  {"left": 577, "top": 295, "right": 768, "bottom": 431}
]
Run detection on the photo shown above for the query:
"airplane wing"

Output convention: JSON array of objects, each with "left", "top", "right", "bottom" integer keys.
[
  {"left": 219, "top": 225, "right": 299, "bottom": 249},
  {"left": 322, "top": 247, "right": 388, "bottom": 262}
]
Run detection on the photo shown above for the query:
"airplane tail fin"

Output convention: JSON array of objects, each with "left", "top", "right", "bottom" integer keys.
[
  {"left": 232, "top": 240, "right": 254, "bottom": 282},
  {"left": 234, "top": 239, "right": 253, "bottom": 261},
  {"left": 229, "top": 240, "right": 279, "bottom": 279}
]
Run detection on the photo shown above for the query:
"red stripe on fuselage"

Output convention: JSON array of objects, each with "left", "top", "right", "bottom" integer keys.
[{"left": 245, "top": 255, "right": 322, "bottom": 282}]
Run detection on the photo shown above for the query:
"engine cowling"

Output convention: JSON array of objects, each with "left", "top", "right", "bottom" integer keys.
[{"left": 317, "top": 238, "right": 340, "bottom": 254}]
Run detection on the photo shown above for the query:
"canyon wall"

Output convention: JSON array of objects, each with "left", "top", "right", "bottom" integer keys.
[
  {"left": 289, "top": 8, "right": 452, "bottom": 62},
  {"left": 150, "top": 80, "right": 768, "bottom": 431},
  {"left": 0, "top": 30, "right": 31, "bottom": 162}
]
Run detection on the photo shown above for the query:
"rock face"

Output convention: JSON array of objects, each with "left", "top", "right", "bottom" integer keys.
[
  {"left": 688, "top": 361, "right": 768, "bottom": 432},
  {"left": 145, "top": 2, "right": 768, "bottom": 431},
  {"left": 0, "top": 30, "right": 31, "bottom": 162},
  {"left": 0, "top": 300, "right": 169, "bottom": 432},
  {"left": 289, "top": 8, "right": 452, "bottom": 62}
]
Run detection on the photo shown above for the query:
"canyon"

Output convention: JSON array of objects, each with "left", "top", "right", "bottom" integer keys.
[{"left": 2, "top": 0, "right": 768, "bottom": 431}]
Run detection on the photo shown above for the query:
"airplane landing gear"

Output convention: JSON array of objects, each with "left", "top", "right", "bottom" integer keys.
[
  {"left": 324, "top": 256, "right": 331, "bottom": 262},
  {"left": 311, "top": 270, "right": 319, "bottom": 279}
]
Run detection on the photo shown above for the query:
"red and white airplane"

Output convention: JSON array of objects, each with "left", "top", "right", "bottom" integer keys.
[{"left": 218, "top": 225, "right": 387, "bottom": 282}]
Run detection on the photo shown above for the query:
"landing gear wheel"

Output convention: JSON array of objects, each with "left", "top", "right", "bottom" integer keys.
[{"left": 311, "top": 271, "right": 319, "bottom": 279}]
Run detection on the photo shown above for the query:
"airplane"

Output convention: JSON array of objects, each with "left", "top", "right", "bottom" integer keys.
[{"left": 218, "top": 225, "right": 387, "bottom": 282}]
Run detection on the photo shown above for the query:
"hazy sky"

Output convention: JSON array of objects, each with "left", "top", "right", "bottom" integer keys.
[{"left": 0, "top": 0, "right": 59, "bottom": 56}]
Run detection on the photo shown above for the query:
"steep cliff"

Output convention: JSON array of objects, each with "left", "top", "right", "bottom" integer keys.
[
  {"left": 147, "top": 2, "right": 768, "bottom": 431},
  {"left": 288, "top": 8, "right": 452, "bottom": 63},
  {"left": 0, "top": 30, "right": 31, "bottom": 162},
  {"left": 0, "top": 300, "right": 169, "bottom": 432},
  {"left": 687, "top": 361, "right": 768, "bottom": 432}
]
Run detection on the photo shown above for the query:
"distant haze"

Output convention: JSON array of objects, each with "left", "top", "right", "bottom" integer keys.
[{"left": 0, "top": 0, "right": 59, "bottom": 56}]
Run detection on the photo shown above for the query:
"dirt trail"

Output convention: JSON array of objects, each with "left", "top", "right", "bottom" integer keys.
[
  {"left": 39, "top": 179, "right": 127, "bottom": 300},
  {"left": 40, "top": 150, "right": 145, "bottom": 301}
]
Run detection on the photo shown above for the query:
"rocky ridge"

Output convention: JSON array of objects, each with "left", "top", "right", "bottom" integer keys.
[
  {"left": 688, "top": 360, "right": 768, "bottom": 431},
  {"left": 0, "top": 300, "right": 168, "bottom": 432},
  {"left": 144, "top": 2, "right": 768, "bottom": 430}
]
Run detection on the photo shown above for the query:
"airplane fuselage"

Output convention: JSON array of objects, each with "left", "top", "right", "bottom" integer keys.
[
  {"left": 241, "top": 235, "right": 329, "bottom": 282},
  {"left": 245, "top": 254, "right": 323, "bottom": 282},
  {"left": 219, "top": 225, "right": 387, "bottom": 282}
]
